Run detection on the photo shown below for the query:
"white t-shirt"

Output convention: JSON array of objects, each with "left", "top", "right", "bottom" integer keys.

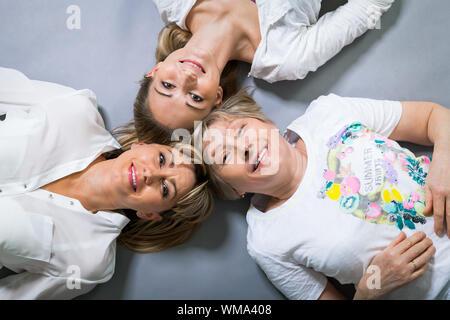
[
  {"left": 0, "top": 67, "right": 129, "bottom": 299},
  {"left": 152, "top": 0, "right": 394, "bottom": 83},
  {"left": 247, "top": 94, "right": 450, "bottom": 300}
]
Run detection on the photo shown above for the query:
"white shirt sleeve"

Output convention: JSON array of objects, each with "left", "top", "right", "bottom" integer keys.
[
  {"left": 274, "top": 0, "right": 395, "bottom": 81},
  {"left": 152, "top": 0, "right": 197, "bottom": 29},
  {"left": 301, "top": 94, "right": 403, "bottom": 138},
  {"left": 248, "top": 244, "right": 327, "bottom": 300},
  {"left": 0, "top": 272, "right": 96, "bottom": 300}
]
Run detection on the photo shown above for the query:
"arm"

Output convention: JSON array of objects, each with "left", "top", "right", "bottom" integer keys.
[
  {"left": 0, "top": 271, "right": 96, "bottom": 300},
  {"left": 389, "top": 102, "right": 450, "bottom": 238},
  {"left": 318, "top": 281, "right": 347, "bottom": 300},
  {"left": 247, "top": 245, "right": 328, "bottom": 300},
  {"left": 282, "top": 0, "right": 394, "bottom": 79}
]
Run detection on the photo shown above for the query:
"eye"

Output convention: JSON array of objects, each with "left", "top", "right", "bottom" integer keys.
[
  {"left": 162, "top": 81, "right": 174, "bottom": 89},
  {"left": 162, "top": 181, "right": 169, "bottom": 198},
  {"left": 159, "top": 152, "right": 166, "bottom": 167},
  {"left": 238, "top": 124, "right": 245, "bottom": 136},
  {"left": 190, "top": 93, "right": 203, "bottom": 103}
]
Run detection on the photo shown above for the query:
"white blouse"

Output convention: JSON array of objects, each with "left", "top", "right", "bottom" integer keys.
[
  {"left": 0, "top": 67, "right": 129, "bottom": 299},
  {"left": 152, "top": 0, "right": 395, "bottom": 83}
]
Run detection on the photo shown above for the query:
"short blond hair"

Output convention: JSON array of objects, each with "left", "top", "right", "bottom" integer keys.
[{"left": 200, "top": 88, "right": 272, "bottom": 200}]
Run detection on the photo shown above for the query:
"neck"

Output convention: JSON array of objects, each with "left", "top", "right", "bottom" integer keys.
[
  {"left": 267, "top": 140, "right": 308, "bottom": 202},
  {"left": 42, "top": 156, "right": 117, "bottom": 213},
  {"left": 185, "top": 0, "right": 260, "bottom": 68}
]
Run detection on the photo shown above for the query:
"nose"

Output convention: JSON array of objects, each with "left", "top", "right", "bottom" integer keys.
[
  {"left": 235, "top": 137, "right": 253, "bottom": 162},
  {"left": 178, "top": 65, "right": 198, "bottom": 88},
  {"left": 142, "top": 166, "right": 164, "bottom": 186}
]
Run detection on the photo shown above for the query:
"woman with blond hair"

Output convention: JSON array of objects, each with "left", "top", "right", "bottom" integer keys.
[
  {"left": 200, "top": 89, "right": 450, "bottom": 299},
  {"left": 133, "top": 0, "right": 395, "bottom": 134},
  {"left": 0, "top": 67, "right": 213, "bottom": 299}
]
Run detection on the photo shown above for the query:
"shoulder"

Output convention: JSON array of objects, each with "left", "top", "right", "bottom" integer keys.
[
  {"left": 153, "top": 0, "right": 197, "bottom": 29},
  {"left": 43, "top": 89, "right": 103, "bottom": 125}
]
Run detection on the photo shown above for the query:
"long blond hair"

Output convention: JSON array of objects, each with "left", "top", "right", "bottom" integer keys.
[{"left": 106, "top": 124, "right": 214, "bottom": 253}]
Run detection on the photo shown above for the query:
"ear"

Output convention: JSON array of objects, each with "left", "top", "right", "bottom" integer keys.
[
  {"left": 131, "top": 142, "right": 146, "bottom": 150},
  {"left": 145, "top": 62, "right": 163, "bottom": 78},
  {"left": 136, "top": 211, "right": 163, "bottom": 221},
  {"left": 215, "top": 86, "right": 223, "bottom": 108},
  {"left": 232, "top": 187, "right": 244, "bottom": 199},
  {"left": 154, "top": 62, "right": 162, "bottom": 73}
]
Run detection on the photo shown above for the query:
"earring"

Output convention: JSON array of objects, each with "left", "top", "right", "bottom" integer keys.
[{"left": 240, "top": 193, "right": 246, "bottom": 199}]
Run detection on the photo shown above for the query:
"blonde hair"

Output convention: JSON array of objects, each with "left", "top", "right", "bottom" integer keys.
[
  {"left": 155, "top": 23, "right": 239, "bottom": 99},
  {"left": 106, "top": 124, "right": 214, "bottom": 253},
  {"left": 200, "top": 88, "right": 272, "bottom": 200},
  {"left": 133, "top": 23, "right": 239, "bottom": 141}
]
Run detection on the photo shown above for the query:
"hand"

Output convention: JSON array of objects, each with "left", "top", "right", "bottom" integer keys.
[
  {"left": 354, "top": 231, "right": 435, "bottom": 300},
  {"left": 423, "top": 149, "right": 450, "bottom": 238}
]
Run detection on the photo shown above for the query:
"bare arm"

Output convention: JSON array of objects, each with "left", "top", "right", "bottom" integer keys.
[
  {"left": 390, "top": 102, "right": 450, "bottom": 238},
  {"left": 318, "top": 281, "right": 347, "bottom": 300}
]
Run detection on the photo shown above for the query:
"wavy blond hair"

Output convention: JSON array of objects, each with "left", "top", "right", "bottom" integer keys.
[
  {"left": 105, "top": 124, "right": 214, "bottom": 253},
  {"left": 200, "top": 88, "right": 272, "bottom": 200}
]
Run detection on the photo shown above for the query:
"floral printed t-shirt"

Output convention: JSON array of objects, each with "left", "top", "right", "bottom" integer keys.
[{"left": 246, "top": 94, "right": 450, "bottom": 300}]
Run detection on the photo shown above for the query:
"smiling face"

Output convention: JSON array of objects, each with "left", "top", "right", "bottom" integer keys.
[
  {"left": 109, "top": 143, "right": 196, "bottom": 219},
  {"left": 148, "top": 47, "right": 224, "bottom": 129},
  {"left": 204, "top": 117, "right": 289, "bottom": 196}
]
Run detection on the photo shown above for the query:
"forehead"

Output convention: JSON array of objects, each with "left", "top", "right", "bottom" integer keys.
[{"left": 148, "top": 86, "right": 199, "bottom": 129}]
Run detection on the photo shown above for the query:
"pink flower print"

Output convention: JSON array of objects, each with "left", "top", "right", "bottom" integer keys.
[
  {"left": 403, "top": 199, "right": 415, "bottom": 210},
  {"left": 410, "top": 191, "right": 420, "bottom": 202},
  {"left": 339, "top": 164, "right": 352, "bottom": 177},
  {"left": 323, "top": 170, "right": 336, "bottom": 181},
  {"left": 337, "top": 153, "right": 346, "bottom": 160},
  {"left": 366, "top": 203, "right": 382, "bottom": 219},
  {"left": 385, "top": 139, "right": 394, "bottom": 147},
  {"left": 383, "top": 151, "right": 397, "bottom": 163},
  {"left": 340, "top": 176, "right": 361, "bottom": 197},
  {"left": 423, "top": 156, "right": 431, "bottom": 165},
  {"left": 345, "top": 147, "right": 354, "bottom": 154}
]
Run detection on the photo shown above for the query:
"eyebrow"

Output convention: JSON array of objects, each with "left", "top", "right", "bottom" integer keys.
[
  {"left": 153, "top": 87, "right": 203, "bottom": 111},
  {"left": 167, "top": 150, "right": 177, "bottom": 200},
  {"left": 170, "top": 179, "right": 177, "bottom": 200},
  {"left": 154, "top": 87, "right": 172, "bottom": 98}
]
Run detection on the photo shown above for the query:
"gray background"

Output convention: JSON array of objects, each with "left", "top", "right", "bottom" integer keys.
[{"left": 0, "top": 0, "right": 448, "bottom": 299}]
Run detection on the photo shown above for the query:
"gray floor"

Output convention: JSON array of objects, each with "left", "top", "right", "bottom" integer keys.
[{"left": 0, "top": 0, "right": 448, "bottom": 299}]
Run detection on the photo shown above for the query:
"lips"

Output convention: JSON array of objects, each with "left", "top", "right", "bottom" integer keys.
[
  {"left": 128, "top": 163, "right": 138, "bottom": 192},
  {"left": 180, "top": 59, "right": 205, "bottom": 73},
  {"left": 253, "top": 146, "right": 268, "bottom": 172}
]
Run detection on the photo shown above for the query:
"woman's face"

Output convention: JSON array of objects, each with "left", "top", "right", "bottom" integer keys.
[
  {"left": 109, "top": 143, "right": 196, "bottom": 220},
  {"left": 204, "top": 117, "right": 288, "bottom": 195},
  {"left": 148, "top": 47, "right": 223, "bottom": 129}
]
